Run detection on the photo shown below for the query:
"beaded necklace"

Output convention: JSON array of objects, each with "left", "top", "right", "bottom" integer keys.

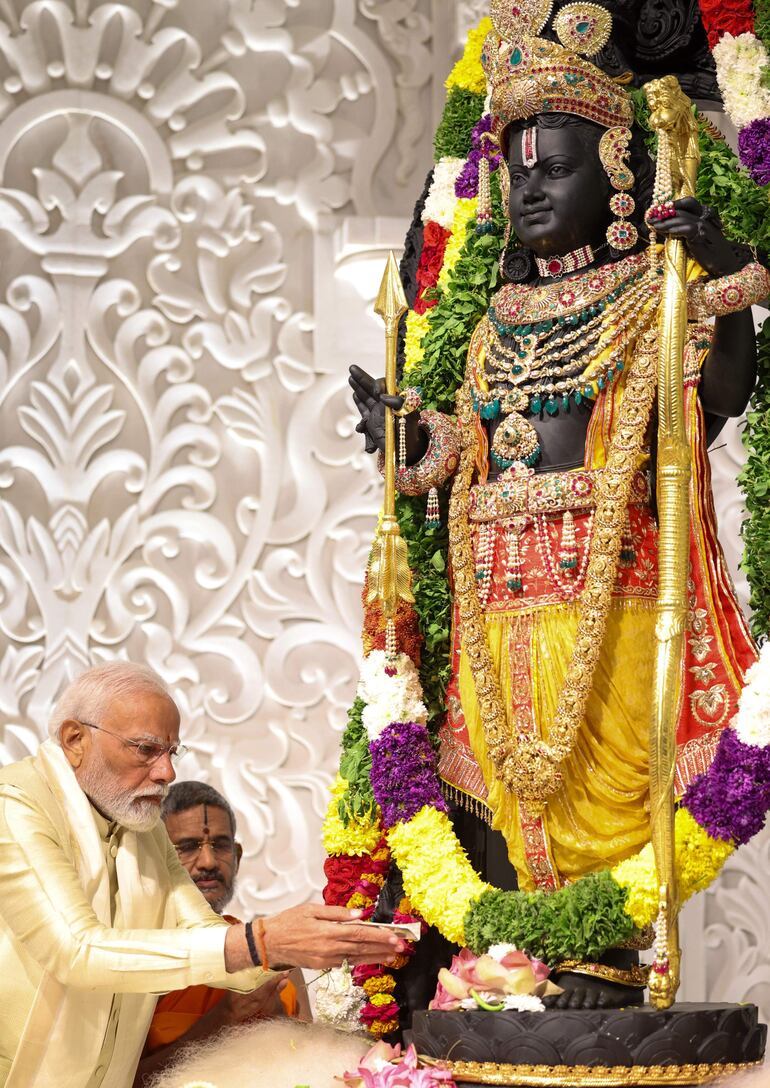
[
  {"left": 485, "top": 264, "right": 652, "bottom": 414},
  {"left": 471, "top": 253, "right": 659, "bottom": 469}
]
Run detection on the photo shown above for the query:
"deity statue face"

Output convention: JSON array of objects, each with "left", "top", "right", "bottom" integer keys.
[{"left": 506, "top": 118, "right": 613, "bottom": 257}]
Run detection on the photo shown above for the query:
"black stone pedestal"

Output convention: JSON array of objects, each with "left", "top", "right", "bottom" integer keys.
[{"left": 411, "top": 1003, "right": 766, "bottom": 1085}]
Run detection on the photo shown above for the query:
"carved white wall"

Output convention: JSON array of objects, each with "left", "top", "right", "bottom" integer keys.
[{"left": 0, "top": 0, "right": 766, "bottom": 1020}]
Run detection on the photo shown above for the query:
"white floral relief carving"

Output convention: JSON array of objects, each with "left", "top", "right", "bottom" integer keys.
[
  {"left": 358, "top": 0, "right": 432, "bottom": 185},
  {"left": 455, "top": 0, "right": 489, "bottom": 42},
  {"left": 0, "top": 0, "right": 434, "bottom": 913},
  {"left": 701, "top": 825, "right": 770, "bottom": 1023}
]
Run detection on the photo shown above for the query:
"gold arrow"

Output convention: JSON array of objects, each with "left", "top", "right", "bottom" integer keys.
[{"left": 367, "top": 251, "right": 414, "bottom": 616}]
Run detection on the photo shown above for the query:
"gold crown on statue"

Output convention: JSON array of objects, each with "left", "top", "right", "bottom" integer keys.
[{"left": 482, "top": 0, "right": 634, "bottom": 135}]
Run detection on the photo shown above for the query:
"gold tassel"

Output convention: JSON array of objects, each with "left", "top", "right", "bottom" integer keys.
[
  {"left": 426, "top": 486, "right": 440, "bottom": 529},
  {"left": 620, "top": 507, "right": 636, "bottom": 566},
  {"left": 559, "top": 509, "right": 578, "bottom": 572},
  {"left": 476, "top": 151, "right": 492, "bottom": 233}
]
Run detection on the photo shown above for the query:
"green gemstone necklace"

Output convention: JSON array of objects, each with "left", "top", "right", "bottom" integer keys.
[{"left": 470, "top": 253, "right": 659, "bottom": 470}]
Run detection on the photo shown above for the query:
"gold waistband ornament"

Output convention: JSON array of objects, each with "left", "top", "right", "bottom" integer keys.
[{"left": 644, "top": 75, "right": 701, "bottom": 1011}]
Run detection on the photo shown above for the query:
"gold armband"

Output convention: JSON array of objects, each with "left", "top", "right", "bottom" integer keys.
[
  {"left": 688, "top": 261, "right": 770, "bottom": 319},
  {"left": 378, "top": 410, "right": 461, "bottom": 497}
]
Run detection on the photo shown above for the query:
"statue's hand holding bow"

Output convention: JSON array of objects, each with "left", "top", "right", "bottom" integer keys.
[{"left": 650, "top": 196, "right": 751, "bottom": 277}]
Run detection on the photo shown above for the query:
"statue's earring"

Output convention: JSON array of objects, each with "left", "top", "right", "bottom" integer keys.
[
  {"left": 496, "top": 164, "right": 532, "bottom": 282},
  {"left": 499, "top": 222, "right": 533, "bottom": 281},
  {"left": 599, "top": 126, "right": 638, "bottom": 251},
  {"left": 502, "top": 246, "right": 534, "bottom": 282}
]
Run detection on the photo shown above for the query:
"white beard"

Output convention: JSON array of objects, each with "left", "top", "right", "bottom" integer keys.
[{"left": 78, "top": 747, "right": 168, "bottom": 832}]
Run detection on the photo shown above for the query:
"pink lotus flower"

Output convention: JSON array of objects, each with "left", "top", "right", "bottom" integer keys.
[
  {"left": 429, "top": 946, "right": 560, "bottom": 1011},
  {"left": 341, "top": 1043, "right": 455, "bottom": 1088}
]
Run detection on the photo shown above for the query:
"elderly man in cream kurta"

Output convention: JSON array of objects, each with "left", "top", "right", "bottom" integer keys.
[{"left": 0, "top": 663, "right": 401, "bottom": 1088}]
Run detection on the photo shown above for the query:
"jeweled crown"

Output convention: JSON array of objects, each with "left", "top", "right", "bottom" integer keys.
[{"left": 483, "top": 0, "right": 634, "bottom": 137}]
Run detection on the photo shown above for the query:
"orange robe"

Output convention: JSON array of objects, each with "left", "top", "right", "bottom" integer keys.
[{"left": 143, "top": 915, "right": 298, "bottom": 1055}]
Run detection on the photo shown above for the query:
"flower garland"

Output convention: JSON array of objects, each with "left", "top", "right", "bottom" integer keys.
[
  {"left": 696, "top": 0, "right": 770, "bottom": 185},
  {"left": 445, "top": 17, "right": 492, "bottom": 96}
]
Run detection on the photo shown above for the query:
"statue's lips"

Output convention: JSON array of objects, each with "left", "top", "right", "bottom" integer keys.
[{"left": 520, "top": 207, "right": 551, "bottom": 220}]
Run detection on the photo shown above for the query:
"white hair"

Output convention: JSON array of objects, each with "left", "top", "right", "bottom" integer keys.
[{"left": 48, "top": 661, "right": 174, "bottom": 741}]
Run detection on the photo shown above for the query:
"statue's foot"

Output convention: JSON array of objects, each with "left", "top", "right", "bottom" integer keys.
[{"left": 542, "top": 970, "right": 645, "bottom": 1010}]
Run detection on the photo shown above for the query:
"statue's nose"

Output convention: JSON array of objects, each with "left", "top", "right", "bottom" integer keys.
[{"left": 522, "top": 175, "right": 546, "bottom": 202}]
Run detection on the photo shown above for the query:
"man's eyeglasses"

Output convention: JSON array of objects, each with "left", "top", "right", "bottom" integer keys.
[
  {"left": 79, "top": 721, "right": 189, "bottom": 766},
  {"left": 174, "top": 836, "right": 235, "bottom": 861}
]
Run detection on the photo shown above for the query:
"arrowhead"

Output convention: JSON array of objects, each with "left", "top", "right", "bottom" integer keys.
[{"left": 374, "top": 251, "right": 408, "bottom": 323}]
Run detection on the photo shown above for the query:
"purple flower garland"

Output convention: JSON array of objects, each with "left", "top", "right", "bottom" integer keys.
[
  {"left": 682, "top": 727, "right": 770, "bottom": 845},
  {"left": 738, "top": 118, "right": 770, "bottom": 186},
  {"left": 455, "top": 114, "right": 502, "bottom": 199},
  {"left": 369, "top": 721, "right": 449, "bottom": 829}
]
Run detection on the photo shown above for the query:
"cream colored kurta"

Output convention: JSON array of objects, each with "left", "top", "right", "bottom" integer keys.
[
  {"left": 84, "top": 809, "right": 123, "bottom": 1088},
  {"left": 0, "top": 740, "right": 263, "bottom": 1088}
]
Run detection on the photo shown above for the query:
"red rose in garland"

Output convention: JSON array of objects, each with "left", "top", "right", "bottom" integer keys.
[
  {"left": 323, "top": 852, "right": 372, "bottom": 906},
  {"left": 697, "top": 0, "right": 754, "bottom": 47},
  {"left": 414, "top": 221, "right": 450, "bottom": 314}
]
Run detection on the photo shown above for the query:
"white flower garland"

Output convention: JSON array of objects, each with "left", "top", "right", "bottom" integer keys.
[
  {"left": 357, "top": 651, "right": 428, "bottom": 740},
  {"left": 733, "top": 642, "right": 770, "bottom": 748},
  {"left": 713, "top": 32, "right": 770, "bottom": 129},
  {"left": 315, "top": 964, "right": 367, "bottom": 1031},
  {"left": 422, "top": 156, "right": 465, "bottom": 229}
]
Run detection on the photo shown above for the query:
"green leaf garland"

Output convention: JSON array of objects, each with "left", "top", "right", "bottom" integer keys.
[
  {"left": 399, "top": 174, "right": 507, "bottom": 736},
  {"left": 756, "top": 0, "right": 770, "bottom": 51},
  {"left": 338, "top": 696, "right": 374, "bottom": 822},
  {"left": 740, "top": 320, "right": 770, "bottom": 641},
  {"left": 464, "top": 872, "right": 635, "bottom": 963},
  {"left": 434, "top": 87, "right": 486, "bottom": 161}
]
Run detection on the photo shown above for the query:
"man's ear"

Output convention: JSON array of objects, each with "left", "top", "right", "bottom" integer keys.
[
  {"left": 59, "top": 719, "right": 88, "bottom": 769},
  {"left": 234, "top": 841, "right": 243, "bottom": 872}
]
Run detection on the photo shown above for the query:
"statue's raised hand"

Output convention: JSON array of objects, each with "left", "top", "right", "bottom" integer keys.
[
  {"left": 348, "top": 364, "right": 426, "bottom": 463},
  {"left": 651, "top": 196, "right": 750, "bottom": 277}
]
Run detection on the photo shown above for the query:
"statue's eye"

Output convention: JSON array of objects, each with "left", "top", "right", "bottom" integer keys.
[{"left": 547, "top": 164, "right": 571, "bottom": 177}]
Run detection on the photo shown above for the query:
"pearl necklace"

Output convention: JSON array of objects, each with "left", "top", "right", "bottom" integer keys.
[
  {"left": 535, "top": 243, "right": 597, "bottom": 279},
  {"left": 474, "top": 523, "right": 495, "bottom": 609},
  {"left": 534, "top": 510, "right": 594, "bottom": 600}
]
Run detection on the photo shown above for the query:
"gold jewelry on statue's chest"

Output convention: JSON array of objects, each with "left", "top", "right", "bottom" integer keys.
[{"left": 468, "top": 255, "right": 659, "bottom": 471}]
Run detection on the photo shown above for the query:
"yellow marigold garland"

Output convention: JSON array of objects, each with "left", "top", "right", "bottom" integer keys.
[
  {"left": 387, "top": 805, "right": 491, "bottom": 945},
  {"left": 445, "top": 17, "right": 493, "bottom": 94},
  {"left": 438, "top": 197, "right": 479, "bottom": 290},
  {"left": 612, "top": 808, "right": 734, "bottom": 929},
  {"left": 322, "top": 774, "right": 382, "bottom": 856},
  {"left": 403, "top": 309, "right": 433, "bottom": 381},
  {"left": 363, "top": 975, "right": 397, "bottom": 996}
]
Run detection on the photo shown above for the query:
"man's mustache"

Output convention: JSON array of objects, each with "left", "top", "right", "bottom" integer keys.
[
  {"left": 132, "top": 786, "right": 168, "bottom": 801},
  {"left": 194, "top": 869, "right": 225, "bottom": 884}
]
